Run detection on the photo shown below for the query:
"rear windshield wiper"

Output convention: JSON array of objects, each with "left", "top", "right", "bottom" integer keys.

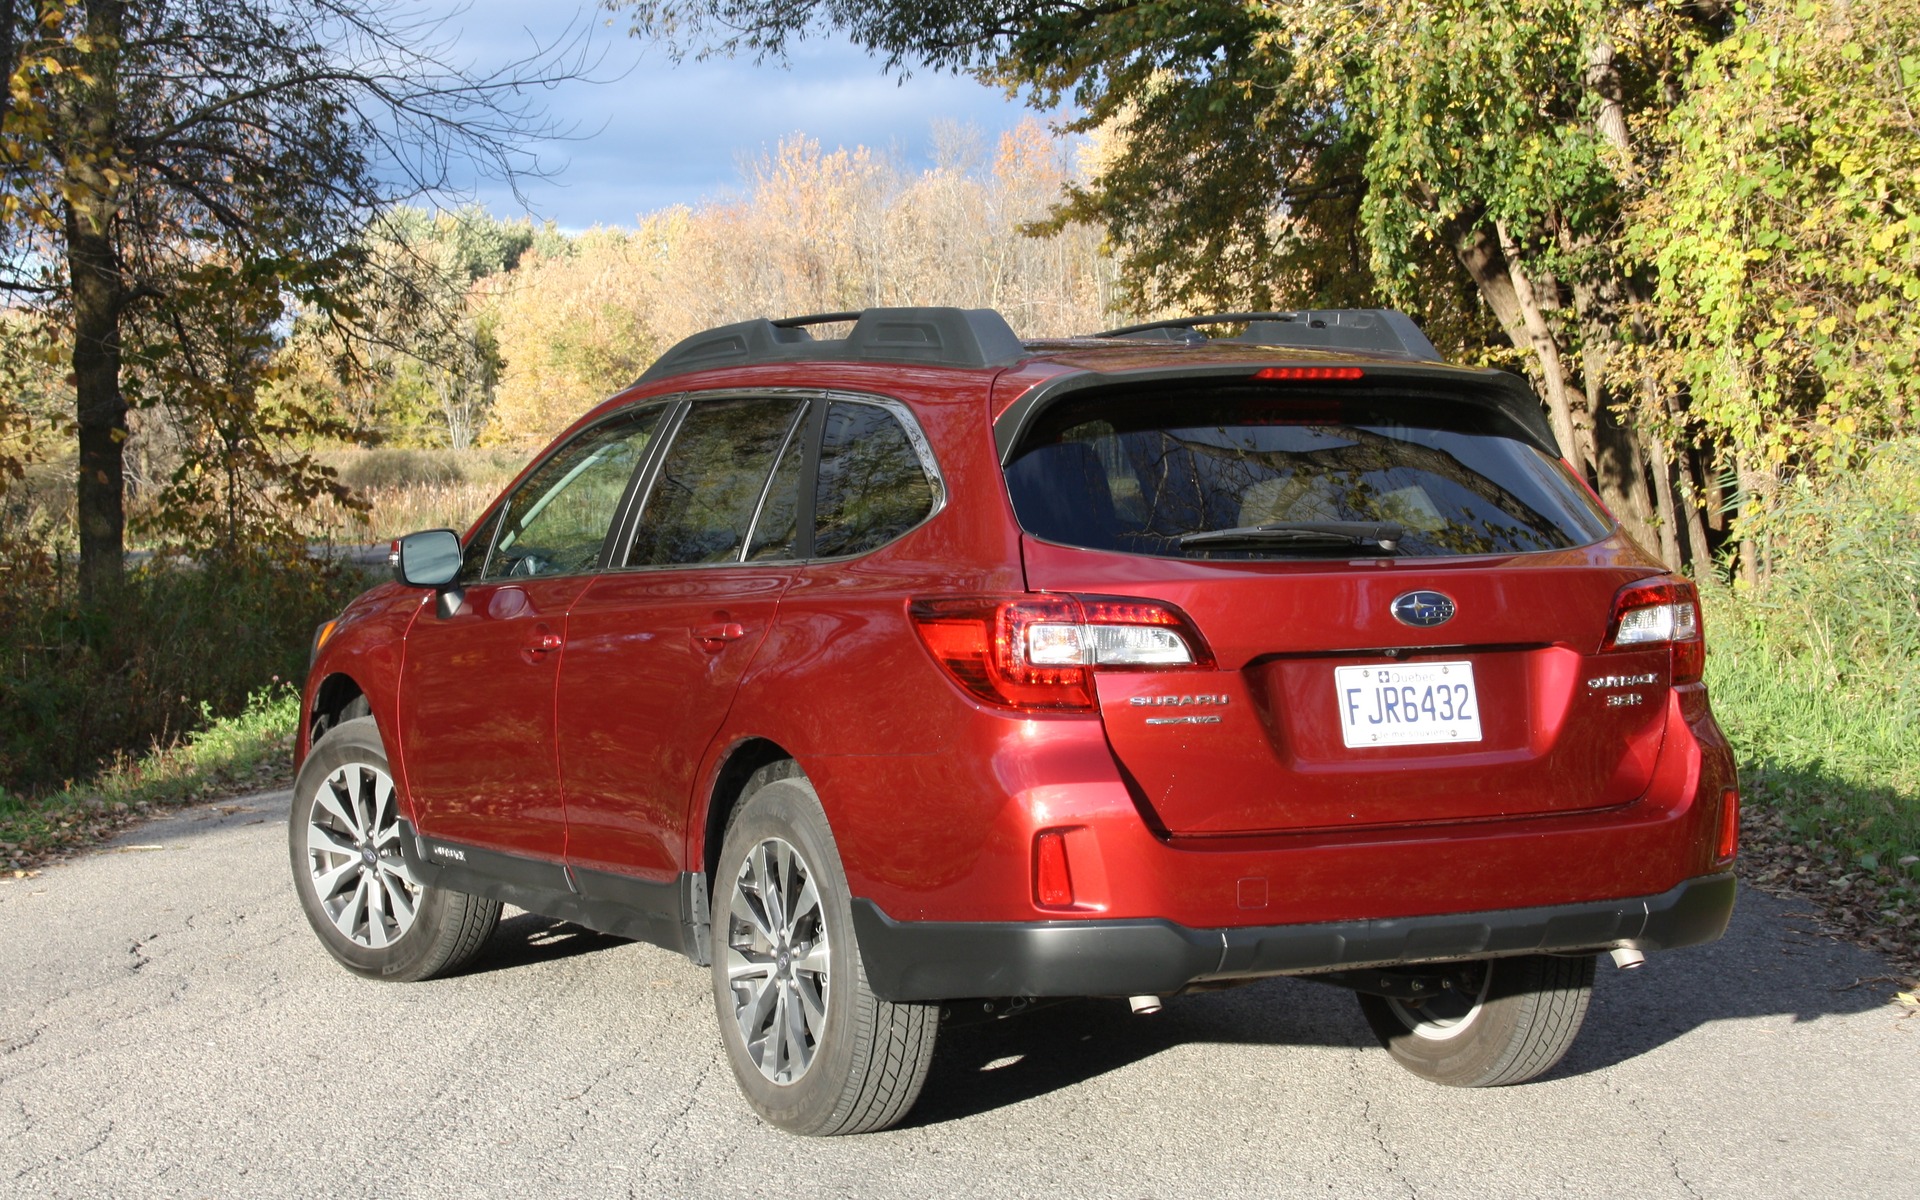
[{"left": 1178, "top": 521, "right": 1405, "bottom": 553}]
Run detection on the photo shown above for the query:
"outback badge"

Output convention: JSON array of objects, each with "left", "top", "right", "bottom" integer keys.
[{"left": 1391, "top": 590, "right": 1456, "bottom": 628}]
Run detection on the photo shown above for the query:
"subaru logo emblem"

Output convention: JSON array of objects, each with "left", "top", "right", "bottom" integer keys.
[{"left": 1391, "top": 590, "right": 1455, "bottom": 627}]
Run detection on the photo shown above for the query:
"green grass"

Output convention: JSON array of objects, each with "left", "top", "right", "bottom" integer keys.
[
  {"left": 0, "top": 685, "right": 298, "bottom": 872},
  {"left": 1699, "top": 441, "right": 1920, "bottom": 963}
]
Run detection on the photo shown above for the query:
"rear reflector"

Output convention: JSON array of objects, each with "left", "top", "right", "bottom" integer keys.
[
  {"left": 1252, "top": 366, "right": 1365, "bottom": 381},
  {"left": 1603, "top": 576, "right": 1706, "bottom": 684},
  {"left": 1035, "top": 830, "right": 1074, "bottom": 907},
  {"left": 910, "top": 593, "right": 1212, "bottom": 713},
  {"left": 1717, "top": 788, "right": 1740, "bottom": 863}
]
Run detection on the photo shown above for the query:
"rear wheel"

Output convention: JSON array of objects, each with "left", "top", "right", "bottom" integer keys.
[
  {"left": 1357, "top": 954, "right": 1595, "bottom": 1087},
  {"left": 711, "top": 777, "right": 938, "bottom": 1135},
  {"left": 289, "top": 716, "right": 500, "bottom": 982}
]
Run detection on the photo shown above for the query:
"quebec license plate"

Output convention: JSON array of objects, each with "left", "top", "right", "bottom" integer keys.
[{"left": 1335, "top": 661, "right": 1483, "bottom": 748}]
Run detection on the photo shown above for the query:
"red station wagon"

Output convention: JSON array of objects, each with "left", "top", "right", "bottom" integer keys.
[{"left": 290, "top": 307, "right": 1738, "bottom": 1134}]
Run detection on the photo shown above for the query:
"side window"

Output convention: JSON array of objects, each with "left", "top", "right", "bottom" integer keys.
[
  {"left": 744, "top": 409, "right": 808, "bottom": 562},
  {"left": 485, "top": 406, "right": 665, "bottom": 579},
  {"left": 626, "top": 397, "right": 805, "bottom": 567},
  {"left": 813, "top": 402, "right": 939, "bottom": 558}
]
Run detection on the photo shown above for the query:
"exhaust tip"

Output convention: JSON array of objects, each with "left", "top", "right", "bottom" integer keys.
[
  {"left": 1609, "top": 948, "right": 1647, "bottom": 970},
  {"left": 1128, "top": 994, "right": 1164, "bottom": 1015}
]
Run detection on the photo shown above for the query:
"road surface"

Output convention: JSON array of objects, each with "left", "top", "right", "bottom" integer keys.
[{"left": 2, "top": 788, "right": 1914, "bottom": 1198}]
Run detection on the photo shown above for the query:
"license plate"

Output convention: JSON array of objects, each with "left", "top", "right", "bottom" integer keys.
[{"left": 1335, "top": 661, "right": 1482, "bottom": 748}]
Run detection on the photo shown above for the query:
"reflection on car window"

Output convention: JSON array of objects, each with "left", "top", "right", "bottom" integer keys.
[
  {"left": 813, "top": 403, "right": 938, "bottom": 558},
  {"left": 485, "top": 407, "right": 665, "bottom": 579},
  {"left": 745, "top": 407, "right": 808, "bottom": 561},
  {"left": 1004, "top": 389, "right": 1612, "bottom": 559},
  {"left": 627, "top": 397, "right": 805, "bottom": 567}
]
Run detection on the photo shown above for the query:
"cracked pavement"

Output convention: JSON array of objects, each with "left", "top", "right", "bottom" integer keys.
[{"left": 0, "top": 788, "right": 1915, "bottom": 1198}]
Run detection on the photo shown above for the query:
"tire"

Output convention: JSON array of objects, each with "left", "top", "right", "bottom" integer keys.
[
  {"left": 288, "top": 716, "right": 500, "bottom": 982},
  {"left": 711, "top": 777, "right": 938, "bottom": 1135},
  {"left": 1357, "top": 953, "right": 1595, "bottom": 1087}
]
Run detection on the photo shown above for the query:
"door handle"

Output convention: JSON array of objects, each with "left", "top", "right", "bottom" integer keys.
[
  {"left": 525, "top": 624, "right": 564, "bottom": 657},
  {"left": 693, "top": 622, "right": 746, "bottom": 650}
]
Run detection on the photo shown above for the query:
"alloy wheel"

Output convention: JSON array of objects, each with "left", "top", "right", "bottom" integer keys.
[
  {"left": 725, "top": 836, "right": 832, "bottom": 1084},
  {"left": 304, "top": 762, "right": 420, "bottom": 948}
]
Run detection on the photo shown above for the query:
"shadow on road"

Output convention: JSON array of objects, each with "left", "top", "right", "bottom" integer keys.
[
  {"left": 903, "top": 883, "right": 1899, "bottom": 1126},
  {"left": 467, "top": 911, "right": 631, "bottom": 973}
]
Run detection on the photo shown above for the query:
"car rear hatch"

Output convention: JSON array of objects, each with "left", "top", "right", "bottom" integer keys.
[{"left": 1000, "top": 368, "right": 1684, "bottom": 836}]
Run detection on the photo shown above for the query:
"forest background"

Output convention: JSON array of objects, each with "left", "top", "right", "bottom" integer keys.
[{"left": 0, "top": 0, "right": 1914, "bottom": 964}]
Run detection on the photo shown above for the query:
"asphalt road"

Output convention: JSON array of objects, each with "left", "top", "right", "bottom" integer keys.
[{"left": 2, "top": 788, "right": 1915, "bottom": 1199}]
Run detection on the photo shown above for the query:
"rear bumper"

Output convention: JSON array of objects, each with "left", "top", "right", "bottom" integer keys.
[{"left": 851, "top": 870, "right": 1735, "bottom": 1002}]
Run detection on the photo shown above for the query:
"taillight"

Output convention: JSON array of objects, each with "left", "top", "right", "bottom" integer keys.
[
  {"left": 909, "top": 593, "right": 1212, "bottom": 713},
  {"left": 1602, "top": 576, "right": 1705, "bottom": 684}
]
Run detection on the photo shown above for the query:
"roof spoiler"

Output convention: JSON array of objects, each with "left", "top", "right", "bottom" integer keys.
[{"left": 1094, "top": 310, "right": 1442, "bottom": 361}]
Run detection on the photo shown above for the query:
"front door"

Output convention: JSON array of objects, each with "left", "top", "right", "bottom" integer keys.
[{"left": 396, "top": 404, "right": 667, "bottom": 860}]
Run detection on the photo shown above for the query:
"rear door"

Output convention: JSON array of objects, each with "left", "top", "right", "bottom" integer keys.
[
  {"left": 1006, "top": 378, "right": 1671, "bottom": 836},
  {"left": 556, "top": 395, "right": 809, "bottom": 881}
]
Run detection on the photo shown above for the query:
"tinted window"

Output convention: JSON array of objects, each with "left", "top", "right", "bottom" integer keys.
[
  {"left": 487, "top": 407, "right": 665, "bottom": 578},
  {"left": 813, "top": 402, "right": 939, "bottom": 558},
  {"left": 627, "top": 397, "right": 805, "bottom": 567},
  {"left": 745, "top": 407, "right": 808, "bottom": 561},
  {"left": 1005, "top": 388, "right": 1612, "bottom": 559}
]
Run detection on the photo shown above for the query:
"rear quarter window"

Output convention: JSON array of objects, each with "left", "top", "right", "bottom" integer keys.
[
  {"left": 812, "top": 401, "right": 941, "bottom": 558},
  {"left": 1004, "top": 386, "right": 1612, "bottom": 559}
]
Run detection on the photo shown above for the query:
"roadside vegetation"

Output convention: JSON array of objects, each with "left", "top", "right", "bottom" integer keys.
[
  {"left": 0, "top": 0, "right": 1914, "bottom": 973},
  {"left": 1702, "top": 442, "right": 1920, "bottom": 968},
  {"left": 0, "top": 685, "right": 300, "bottom": 875}
]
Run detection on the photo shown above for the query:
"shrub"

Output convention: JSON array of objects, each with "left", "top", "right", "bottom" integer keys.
[
  {"left": 0, "top": 551, "right": 368, "bottom": 797},
  {"left": 1704, "top": 437, "right": 1920, "bottom": 887}
]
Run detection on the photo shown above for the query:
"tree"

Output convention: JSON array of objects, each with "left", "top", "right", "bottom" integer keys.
[
  {"left": 0, "top": 0, "right": 587, "bottom": 596},
  {"left": 619, "top": 0, "right": 1733, "bottom": 566}
]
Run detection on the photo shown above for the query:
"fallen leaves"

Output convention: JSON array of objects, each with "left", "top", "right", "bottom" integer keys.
[{"left": 1742, "top": 804, "right": 1919, "bottom": 986}]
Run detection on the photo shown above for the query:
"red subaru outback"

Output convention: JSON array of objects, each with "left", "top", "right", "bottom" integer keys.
[{"left": 291, "top": 307, "right": 1737, "bottom": 1134}]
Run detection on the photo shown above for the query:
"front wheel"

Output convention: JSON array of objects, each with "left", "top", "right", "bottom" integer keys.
[
  {"left": 711, "top": 777, "right": 938, "bottom": 1135},
  {"left": 1357, "top": 953, "right": 1595, "bottom": 1087},
  {"left": 288, "top": 716, "right": 500, "bottom": 982}
]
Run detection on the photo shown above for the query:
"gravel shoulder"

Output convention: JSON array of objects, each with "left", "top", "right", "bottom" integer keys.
[{"left": 1, "top": 788, "right": 1916, "bottom": 1199}]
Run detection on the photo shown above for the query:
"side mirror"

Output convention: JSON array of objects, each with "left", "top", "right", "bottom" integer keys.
[{"left": 390, "top": 529, "right": 462, "bottom": 589}]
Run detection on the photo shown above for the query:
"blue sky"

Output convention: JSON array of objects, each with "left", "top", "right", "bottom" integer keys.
[{"left": 426, "top": 2, "right": 1049, "bottom": 228}]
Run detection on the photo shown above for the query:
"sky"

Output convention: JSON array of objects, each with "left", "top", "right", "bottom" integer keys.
[{"left": 422, "top": 1, "right": 1050, "bottom": 229}]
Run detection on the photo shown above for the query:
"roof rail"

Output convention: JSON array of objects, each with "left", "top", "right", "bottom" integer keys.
[
  {"left": 1093, "top": 310, "right": 1442, "bottom": 361},
  {"left": 636, "top": 306, "right": 1027, "bottom": 383}
]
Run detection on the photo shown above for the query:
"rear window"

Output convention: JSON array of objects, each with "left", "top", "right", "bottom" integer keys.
[{"left": 1004, "top": 387, "right": 1612, "bottom": 559}]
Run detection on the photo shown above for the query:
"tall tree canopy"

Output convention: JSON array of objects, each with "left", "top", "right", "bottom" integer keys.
[
  {"left": 625, "top": 0, "right": 1920, "bottom": 572},
  {"left": 0, "top": 0, "right": 582, "bottom": 594}
]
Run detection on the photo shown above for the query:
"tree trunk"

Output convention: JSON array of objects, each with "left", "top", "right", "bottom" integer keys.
[
  {"left": 69, "top": 212, "right": 125, "bottom": 598},
  {"left": 65, "top": 0, "right": 127, "bottom": 603},
  {"left": 1452, "top": 223, "right": 1583, "bottom": 461}
]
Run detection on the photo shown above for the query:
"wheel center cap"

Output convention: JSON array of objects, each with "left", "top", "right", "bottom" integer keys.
[
  {"left": 778, "top": 949, "right": 792, "bottom": 974},
  {"left": 361, "top": 846, "right": 377, "bottom": 867}
]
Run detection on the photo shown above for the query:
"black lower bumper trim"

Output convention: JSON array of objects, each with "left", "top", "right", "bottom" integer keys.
[{"left": 851, "top": 872, "right": 1736, "bottom": 1002}]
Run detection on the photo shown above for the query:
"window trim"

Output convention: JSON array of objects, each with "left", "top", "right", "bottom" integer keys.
[
  {"left": 740, "top": 401, "right": 813, "bottom": 563},
  {"left": 602, "top": 388, "right": 948, "bottom": 574}
]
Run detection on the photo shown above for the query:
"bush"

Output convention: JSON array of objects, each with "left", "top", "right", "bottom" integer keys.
[
  {"left": 1704, "top": 438, "right": 1920, "bottom": 896},
  {"left": 0, "top": 552, "right": 368, "bottom": 797}
]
